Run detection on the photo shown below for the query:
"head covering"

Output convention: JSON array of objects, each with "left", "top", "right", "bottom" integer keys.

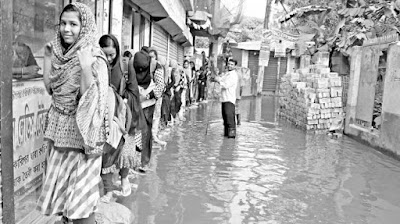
[
  {"left": 169, "top": 59, "right": 178, "bottom": 69},
  {"left": 133, "top": 50, "right": 152, "bottom": 88},
  {"left": 150, "top": 57, "right": 157, "bottom": 76},
  {"left": 99, "top": 34, "right": 123, "bottom": 91},
  {"left": 49, "top": 2, "right": 105, "bottom": 112},
  {"left": 123, "top": 49, "right": 136, "bottom": 59},
  {"left": 52, "top": 2, "right": 100, "bottom": 62}
]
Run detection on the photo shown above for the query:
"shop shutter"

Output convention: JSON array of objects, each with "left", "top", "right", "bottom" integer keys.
[
  {"left": 248, "top": 50, "right": 259, "bottom": 77},
  {"left": 178, "top": 44, "right": 184, "bottom": 65},
  {"left": 263, "top": 52, "right": 279, "bottom": 92},
  {"left": 169, "top": 38, "right": 178, "bottom": 63},
  {"left": 152, "top": 24, "right": 168, "bottom": 59}
]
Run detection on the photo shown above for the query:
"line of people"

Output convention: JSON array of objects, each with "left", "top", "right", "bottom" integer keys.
[{"left": 35, "top": 3, "right": 212, "bottom": 224}]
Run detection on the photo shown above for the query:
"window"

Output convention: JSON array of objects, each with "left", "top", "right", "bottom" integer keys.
[{"left": 372, "top": 50, "right": 387, "bottom": 130}]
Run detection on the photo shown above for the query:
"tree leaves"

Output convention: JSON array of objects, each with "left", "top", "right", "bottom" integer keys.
[{"left": 282, "top": 0, "right": 400, "bottom": 52}]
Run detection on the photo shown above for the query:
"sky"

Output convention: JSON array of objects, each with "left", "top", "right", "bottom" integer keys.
[
  {"left": 243, "top": 0, "right": 267, "bottom": 19},
  {"left": 221, "top": 0, "right": 267, "bottom": 19}
]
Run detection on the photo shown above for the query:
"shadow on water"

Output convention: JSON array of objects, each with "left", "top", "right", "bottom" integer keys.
[{"left": 121, "top": 96, "right": 400, "bottom": 224}]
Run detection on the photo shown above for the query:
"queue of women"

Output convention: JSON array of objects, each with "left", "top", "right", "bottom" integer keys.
[{"left": 36, "top": 2, "right": 209, "bottom": 224}]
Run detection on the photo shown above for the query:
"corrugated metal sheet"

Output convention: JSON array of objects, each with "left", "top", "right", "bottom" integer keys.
[
  {"left": 178, "top": 44, "right": 184, "bottom": 64},
  {"left": 263, "top": 54, "right": 278, "bottom": 92},
  {"left": 248, "top": 50, "right": 259, "bottom": 76},
  {"left": 152, "top": 24, "right": 168, "bottom": 59},
  {"left": 169, "top": 37, "right": 178, "bottom": 62},
  {"left": 248, "top": 51, "right": 259, "bottom": 95},
  {"left": 263, "top": 54, "right": 288, "bottom": 92}
]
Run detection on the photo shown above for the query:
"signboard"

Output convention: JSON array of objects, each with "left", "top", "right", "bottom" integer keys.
[
  {"left": 274, "top": 42, "right": 286, "bottom": 57},
  {"left": 12, "top": 79, "right": 52, "bottom": 222},
  {"left": 262, "top": 29, "right": 300, "bottom": 43}
]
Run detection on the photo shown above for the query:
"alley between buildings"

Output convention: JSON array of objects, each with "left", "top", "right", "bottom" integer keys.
[{"left": 109, "top": 96, "right": 400, "bottom": 224}]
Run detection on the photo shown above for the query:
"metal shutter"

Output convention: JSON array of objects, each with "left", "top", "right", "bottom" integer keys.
[
  {"left": 263, "top": 52, "right": 279, "bottom": 92},
  {"left": 248, "top": 51, "right": 259, "bottom": 95},
  {"left": 248, "top": 50, "right": 259, "bottom": 77},
  {"left": 152, "top": 24, "right": 168, "bottom": 59},
  {"left": 169, "top": 37, "right": 178, "bottom": 62},
  {"left": 178, "top": 44, "right": 184, "bottom": 65}
]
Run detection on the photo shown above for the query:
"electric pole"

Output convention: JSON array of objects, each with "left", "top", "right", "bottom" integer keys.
[{"left": 264, "top": 0, "right": 272, "bottom": 29}]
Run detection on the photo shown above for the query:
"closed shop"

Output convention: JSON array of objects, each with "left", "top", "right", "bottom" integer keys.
[
  {"left": 169, "top": 37, "right": 178, "bottom": 62},
  {"left": 152, "top": 24, "right": 168, "bottom": 59},
  {"left": 248, "top": 50, "right": 259, "bottom": 78},
  {"left": 263, "top": 54, "right": 278, "bottom": 92},
  {"left": 263, "top": 52, "right": 287, "bottom": 92},
  {"left": 178, "top": 44, "right": 184, "bottom": 64}
]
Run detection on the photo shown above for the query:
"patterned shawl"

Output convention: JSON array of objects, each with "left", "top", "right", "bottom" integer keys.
[
  {"left": 49, "top": 2, "right": 104, "bottom": 113},
  {"left": 48, "top": 2, "right": 108, "bottom": 153}
]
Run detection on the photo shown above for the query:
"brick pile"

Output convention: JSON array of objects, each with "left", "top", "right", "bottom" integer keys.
[{"left": 278, "top": 62, "right": 345, "bottom": 131}]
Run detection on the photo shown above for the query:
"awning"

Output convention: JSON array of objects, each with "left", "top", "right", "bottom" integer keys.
[
  {"left": 130, "top": 0, "right": 168, "bottom": 18},
  {"left": 172, "top": 27, "right": 193, "bottom": 46},
  {"left": 130, "top": 0, "right": 193, "bottom": 46}
]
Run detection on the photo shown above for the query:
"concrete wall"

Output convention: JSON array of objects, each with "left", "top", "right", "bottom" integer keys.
[
  {"left": 345, "top": 44, "right": 400, "bottom": 158},
  {"left": 380, "top": 44, "right": 400, "bottom": 155}
]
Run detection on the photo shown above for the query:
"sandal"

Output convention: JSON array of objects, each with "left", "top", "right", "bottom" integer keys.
[
  {"left": 114, "top": 182, "right": 132, "bottom": 197},
  {"left": 100, "top": 193, "right": 113, "bottom": 203}
]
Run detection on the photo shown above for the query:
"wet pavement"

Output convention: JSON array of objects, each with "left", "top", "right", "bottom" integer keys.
[{"left": 119, "top": 96, "right": 400, "bottom": 224}]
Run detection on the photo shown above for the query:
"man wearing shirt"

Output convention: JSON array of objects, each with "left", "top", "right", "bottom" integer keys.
[{"left": 213, "top": 59, "right": 238, "bottom": 138}]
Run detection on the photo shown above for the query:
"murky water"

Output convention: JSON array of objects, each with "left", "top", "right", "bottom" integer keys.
[{"left": 120, "top": 96, "right": 400, "bottom": 224}]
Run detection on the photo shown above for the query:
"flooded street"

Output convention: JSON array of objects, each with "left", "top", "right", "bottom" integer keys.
[{"left": 121, "top": 96, "right": 400, "bottom": 224}]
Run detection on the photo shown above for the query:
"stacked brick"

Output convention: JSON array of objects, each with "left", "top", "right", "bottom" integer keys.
[{"left": 278, "top": 62, "right": 345, "bottom": 131}]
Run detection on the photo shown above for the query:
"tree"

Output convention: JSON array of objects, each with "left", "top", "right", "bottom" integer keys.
[
  {"left": 226, "top": 17, "right": 264, "bottom": 42},
  {"left": 280, "top": 0, "right": 400, "bottom": 52}
]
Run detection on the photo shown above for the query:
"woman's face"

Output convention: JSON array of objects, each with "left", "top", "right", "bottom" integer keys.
[
  {"left": 149, "top": 51, "right": 157, "bottom": 60},
  {"left": 102, "top": 46, "right": 117, "bottom": 64},
  {"left": 183, "top": 61, "right": 189, "bottom": 68},
  {"left": 60, "top": 11, "right": 81, "bottom": 45}
]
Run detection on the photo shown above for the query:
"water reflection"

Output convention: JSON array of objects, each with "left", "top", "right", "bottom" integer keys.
[{"left": 123, "top": 97, "right": 400, "bottom": 224}]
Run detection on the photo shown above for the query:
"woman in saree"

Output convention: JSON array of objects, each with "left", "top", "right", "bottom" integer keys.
[
  {"left": 98, "top": 34, "right": 146, "bottom": 201},
  {"left": 37, "top": 3, "right": 108, "bottom": 224}
]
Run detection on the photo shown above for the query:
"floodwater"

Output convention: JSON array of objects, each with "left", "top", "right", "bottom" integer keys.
[{"left": 120, "top": 96, "right": 400, "bottom": 224}]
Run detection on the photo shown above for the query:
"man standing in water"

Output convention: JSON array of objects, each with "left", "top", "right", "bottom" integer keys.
[{"left": 213, "top": 59, "right": 238, "bottom": 138}]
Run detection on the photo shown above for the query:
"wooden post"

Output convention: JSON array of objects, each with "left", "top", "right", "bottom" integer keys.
[{"left": 1, "top": 0, "right": 16, "bottom": 222}]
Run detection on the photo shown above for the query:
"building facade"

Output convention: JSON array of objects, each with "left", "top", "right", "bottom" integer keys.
[{"left": 345, "top": 34, "right": 400, "bottom": 158}]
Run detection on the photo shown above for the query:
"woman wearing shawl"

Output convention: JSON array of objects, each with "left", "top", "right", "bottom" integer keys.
[
  {"left": 169, "top": 60, "right": 181, "bottom": 124},
  {"left": 148, "top": 49, "right": 167, "bottom": 146},
  {"left": 37, "top": 3, "right": 108, "bottom": 224},
  {"left": 183, "top": 60, "right": 192, "bottom": 106},
  {"left": 161, "top": 60, "right": 176, "bottom": 127},
  {"left": 198, "top": 66, "right": 208, "bottom": 102},
  {"left": 133, "top": 50, "right": 165, "bottom": 172},
  {"left": 98, "top": 34, "right": 146, "bottom": 201}
]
